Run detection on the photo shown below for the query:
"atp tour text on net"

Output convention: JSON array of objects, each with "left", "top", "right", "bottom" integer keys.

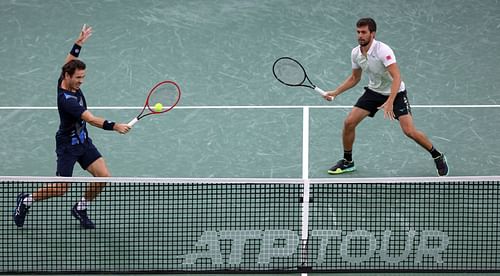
[{"left": 180, "top": 228, "right": 450, "bottom": 266}]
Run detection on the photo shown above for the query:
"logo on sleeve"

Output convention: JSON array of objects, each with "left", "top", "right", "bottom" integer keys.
[{"left": 386, "top": 55, "right": 392, "bottom": 61}]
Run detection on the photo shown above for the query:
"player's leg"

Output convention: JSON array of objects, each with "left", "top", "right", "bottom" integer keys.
[
  {"left": 71, "top": 142, "right": 105, "bottom": 229},
  {"left": 395, "top": 91, "right": 448, "bottom": 176},
  {"left": 13, "top": 147, "right": 76, "bottom": 227},
  {"left": 398, "top": 114, "right": 448, "bottom": 176},
  {"left": 343, "top": 107, "right": 371, "bottom": 152},
  {"left": 85, "top": 157, "right": 110, "bottom": 198},
  {"left": 328, "top": 88, "right": 381, "bottom": 175},
  {"left": 328, "top": 107, "right": 370, "bottom": 174},
  {"left": 398, "top": 114, "right": 433, "bottom": 150},
  {"left": 81, "top": 142, "right": 108, "bottom": 200},
  {"left": 35, "top": 146, "right": 75, "bottom": 199},
  {"left": 32, "top": 184, "right": 71, "bottom": 200}
]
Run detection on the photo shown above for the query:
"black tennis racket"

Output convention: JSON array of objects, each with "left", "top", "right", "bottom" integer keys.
[{"left": 272, "top": 57, "right": 333, "bottom": 100}]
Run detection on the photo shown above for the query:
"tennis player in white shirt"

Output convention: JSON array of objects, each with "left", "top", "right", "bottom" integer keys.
[{"left": 324, "top": 17, "right": 448, "bottom": 176}]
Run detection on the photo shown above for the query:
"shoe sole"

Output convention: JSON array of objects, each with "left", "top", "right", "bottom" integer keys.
[{"left": 328, "top": 167, "right": 356, "bottom": 175}]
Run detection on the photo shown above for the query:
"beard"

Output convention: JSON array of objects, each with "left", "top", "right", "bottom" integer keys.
[
  {"left": 71, "top": 82, "right": 81, "bottom": 91},
  {"left": 358, "top": 38, "right": 371, "bottom": 47}
]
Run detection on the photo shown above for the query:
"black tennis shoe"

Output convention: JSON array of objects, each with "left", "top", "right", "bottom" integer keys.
[
  {"left": 328, "top": 159, "right": 356, "bottom": 175},
  {"left": 13, "top": 193, "right": 30, "bottom": 227},
  {"left": 434, "top": 154, "right": 449, "bottom": 176},
  {"left": 71, "top": 203, "right": 96, "bottom": 229}
]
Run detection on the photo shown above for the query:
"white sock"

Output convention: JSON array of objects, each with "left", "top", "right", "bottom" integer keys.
[
  {"left": 22, "top": 194, "right": 33, "bottom": 207},
  {"left": 77, "top": 197, "right": 88, "bottom": 210}
]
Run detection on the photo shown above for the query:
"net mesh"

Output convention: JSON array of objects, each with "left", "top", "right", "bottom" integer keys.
[
  {"left": 1, "top": 176, "right": 499, "bottom": 273},
  {"left": 308, "top": 180, "right": 500, "bottom": 271}
]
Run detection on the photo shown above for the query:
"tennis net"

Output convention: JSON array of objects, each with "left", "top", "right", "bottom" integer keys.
[{"left": 1, "top": 176, "right": 499, "bottom": 273}]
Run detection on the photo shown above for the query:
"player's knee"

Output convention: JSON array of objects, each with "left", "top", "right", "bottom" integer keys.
[
  {"left": 102, "top": 172, "right": 111, "bottom": 177},
  {"left": 344, "top": 118, "right": 357, "bottom": 131},
  {"left": 96, "top": 171, "right": 111, "bottom": 177}
]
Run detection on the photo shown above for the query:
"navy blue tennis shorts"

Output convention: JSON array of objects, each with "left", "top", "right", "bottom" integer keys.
[
  {"left": 56, "top": 139, "right": 102, "bottom": 177},
  {"left": 354, "top": 87, "right": 411, "bottom": 119}
]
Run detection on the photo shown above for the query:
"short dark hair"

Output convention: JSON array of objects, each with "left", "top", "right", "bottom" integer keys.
[
  {"left": 61, "top": 59, "right": 86, "bottom": 78},
  {"left": 356, "top": 18, "right": 377, "bottom": 33}
]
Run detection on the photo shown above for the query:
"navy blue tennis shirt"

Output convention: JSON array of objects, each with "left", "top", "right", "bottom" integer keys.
[{"left": 56, "top": 77, "right": 89, "bottom": 146}]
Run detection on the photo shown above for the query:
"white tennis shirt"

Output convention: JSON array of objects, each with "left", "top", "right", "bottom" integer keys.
[{"left": 351, "top": 39, "right": 405, "bottom": 95}]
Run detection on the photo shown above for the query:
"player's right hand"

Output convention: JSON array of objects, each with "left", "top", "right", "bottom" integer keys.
[
  {"left": 115, "top": 123, "right": 131, "bottom": 134},
  {"left": 323, "top": 91, "right": 336, "bottom": 101}
]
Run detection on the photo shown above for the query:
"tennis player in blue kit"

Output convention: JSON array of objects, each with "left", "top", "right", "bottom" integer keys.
[{"left": 13, "top": 25, "right": 130, "bottom": 229}]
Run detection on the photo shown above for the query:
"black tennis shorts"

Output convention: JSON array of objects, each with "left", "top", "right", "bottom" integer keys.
[
  {"left": 354, "top": 87, "right": 411, "bottom": 119},
  {"left": 56, "top": 139, "right": 102, "bottom": 177}
]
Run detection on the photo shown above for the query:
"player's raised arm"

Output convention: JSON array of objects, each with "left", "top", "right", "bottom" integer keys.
[{"left": 64, "top": 24, "right": 93, "bottom": 65}]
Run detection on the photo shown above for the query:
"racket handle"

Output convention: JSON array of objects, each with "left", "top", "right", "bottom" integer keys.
[
  {"left": 314, "top": 86, "right": 327, "bottom": 96},
  {"left": 127, "top": 117, "right": 138, "bottom": 127},
  {"left": 314, "top": 86, "right": 334, "bottom": 101}
]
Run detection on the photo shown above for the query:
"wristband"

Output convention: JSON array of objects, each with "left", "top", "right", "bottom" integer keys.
[
  {"left": 70, "top": 44, "right": 82, "bottom": 57},
  {"left": 103, "top": 120, "right": 115, "bottom": 131}
]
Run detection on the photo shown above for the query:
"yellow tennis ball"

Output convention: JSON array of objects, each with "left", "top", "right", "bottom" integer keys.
[{"left": 154, "top": 103, "right": 163, "bottom": 112}]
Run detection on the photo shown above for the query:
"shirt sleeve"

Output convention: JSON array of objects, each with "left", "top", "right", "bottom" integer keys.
[
  {"left": 60, "top": 93, "right": 86, "bottom": 119},
  {"left": 378, "top": 44, "right": 397, "bottom": 67},
  {"left": 351, "top": 47, "right": 361, "bottom": 69}
]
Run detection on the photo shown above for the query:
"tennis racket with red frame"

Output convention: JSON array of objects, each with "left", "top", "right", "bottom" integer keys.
[
  {"left": 127, "top": 80, "right": 181, "bottom": 127},
  {"left": 272, "top": 56, "right": 333, "bottom": 101}
]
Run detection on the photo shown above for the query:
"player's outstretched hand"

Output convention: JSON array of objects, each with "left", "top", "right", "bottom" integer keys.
[
  {"left": 323, "top": 90, "right": 337, "bottom": 101},
  {"left": 76, "top": 24, "right": 93, "bottom": 46},
  {"left": 114, "top": 123, "right": 131, "bottom": 134}
]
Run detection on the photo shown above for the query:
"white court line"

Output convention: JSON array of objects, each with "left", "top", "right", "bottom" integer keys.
[{"left": 1, "top": 104, "right": 500, "bottom": 110}]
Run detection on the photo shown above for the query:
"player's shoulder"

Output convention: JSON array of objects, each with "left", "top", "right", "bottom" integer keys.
[
  {"left": 351, "top": 45, "right": 361, "bottom": 56},
  {"left": 57, "top": 88, "right": 79, "bottom": 103},
  {"left": 373, "top": 40, "right": 394, "bottom": 54},
  {"left": 373, "top": 40, "right": 397, "bottom": 65}
]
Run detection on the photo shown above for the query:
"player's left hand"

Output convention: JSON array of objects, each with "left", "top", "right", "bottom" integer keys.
[
  {"left": 378, "top": 101, "right": 395, "bottom": 120},
  {"left": 76, "top": 24, "right": 93, "bottom": 46}
]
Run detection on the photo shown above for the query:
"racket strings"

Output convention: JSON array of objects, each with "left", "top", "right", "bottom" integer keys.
[
  {"left": 273, "top": 59, "right": 307, "bottom": 86},
  {"left": 147, "top": 83, "right": 180, "bottom": 112}
]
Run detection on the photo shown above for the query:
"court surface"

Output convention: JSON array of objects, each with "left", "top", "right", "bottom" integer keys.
[
  {"left": 1, "top": 0, "right": 499, "bottom": 275},
  {"left": 2, "top": 0, "right": 500, "bottom": 179}
]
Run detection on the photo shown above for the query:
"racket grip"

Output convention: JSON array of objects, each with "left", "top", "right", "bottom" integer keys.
[
  {"left": 127, "top": 117, "right": 138, "bottom": 127},
  {"left": 314, "top": 86, "right": 327, "bottom": 96},
  {"left": 314, "top": 86, "right": 334, "bottom": 101}
]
